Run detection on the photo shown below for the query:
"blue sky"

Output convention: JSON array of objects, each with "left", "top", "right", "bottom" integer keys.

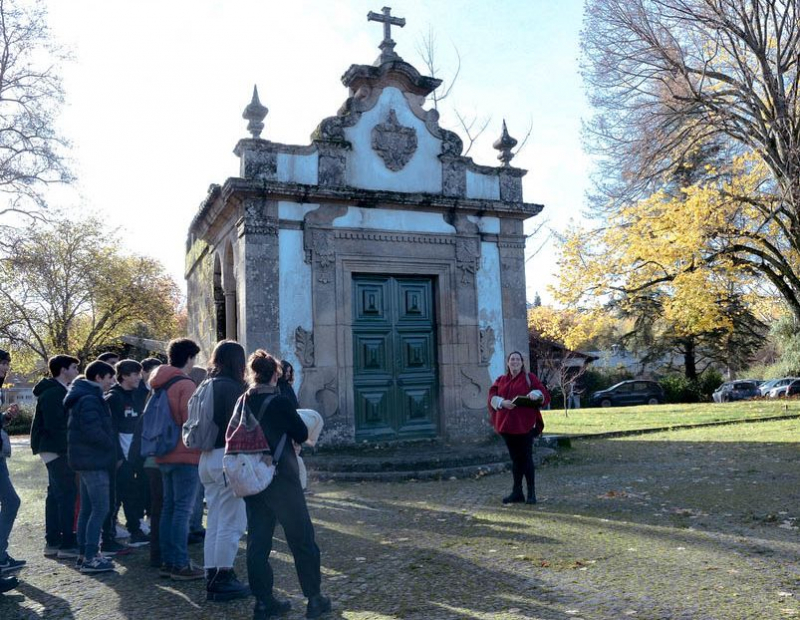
[{"left": 44, "top": 0, "right": 591, "bottom": 304}]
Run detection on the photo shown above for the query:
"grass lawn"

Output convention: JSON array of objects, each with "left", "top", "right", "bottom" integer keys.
[{"left": 542, "top": 399, "right": 799, "bottom": 435}]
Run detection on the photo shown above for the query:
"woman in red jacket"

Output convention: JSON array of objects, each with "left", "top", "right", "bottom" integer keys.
[{"left": 488, "top": 351, "right": 550, "bottom": 504}]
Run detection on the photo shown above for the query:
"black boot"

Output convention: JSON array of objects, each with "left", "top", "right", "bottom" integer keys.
[
  {"left": 205, "top": 567, "right": 217, "bottom": 585},
  {"left": 253, "top": 595, "right": 291, "bottom": 619},
  {"left": 526, "top": 482, "right": 537, "bottom": 504},
  {"left": 207, "top": 568, "right": 251, "bottom": 602},
  {"left": 503, "top": 486, "right": 525, "bottom": 504},
  {"left": 306, "top": 594, "right": 331, "bottom": 619}
]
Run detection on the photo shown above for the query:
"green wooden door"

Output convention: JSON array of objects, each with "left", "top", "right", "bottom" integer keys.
[{"left": 352, "top": 275, "right": 438, "bottom": 441}]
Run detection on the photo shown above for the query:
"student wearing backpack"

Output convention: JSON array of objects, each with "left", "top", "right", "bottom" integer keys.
[
  {"left": 243, "top": 350, "right": 330, "bottom": 620},
  {"left": 137, "top": 357, "right": 162, "bottom": 567},
  {"left": 192, "top": 341, "right": 249, "bottom": 601},
  {"left": 31, "top": 355, "right": 80, "bottom": 559},
  {"left": 105, "top": 360, "right": 149, "bottom": 546},
  {"left": 65, "top": 361, "right": 118, "bottom": 573},
  {"left": 150, "top": 338, "right": 203, "bottom": 581}
]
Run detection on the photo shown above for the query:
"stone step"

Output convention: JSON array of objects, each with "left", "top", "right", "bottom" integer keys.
[{"left": 305, "top": 446, "right": 557, "bottom": 482}]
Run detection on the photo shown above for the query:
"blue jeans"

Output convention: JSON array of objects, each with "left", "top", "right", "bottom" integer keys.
[
  {"left": 159, "top": 464, "right": 199, "bottom": 568},
  {"left": 189, "top": 483, "right": 205, "bottom": 533},
  {"left": 0, "top": 457, "right": 21, "bottom": 561},
  {"left": 76, "top": 470, "right": 110, "bottom": 560}
]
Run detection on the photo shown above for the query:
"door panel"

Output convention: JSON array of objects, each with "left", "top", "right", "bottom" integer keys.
[{"left": 353, "top": 276, "right": 438, "bottom": 441}]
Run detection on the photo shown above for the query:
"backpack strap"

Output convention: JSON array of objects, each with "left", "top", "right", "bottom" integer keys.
[
  {"left": 271, "top": 433, "right": 288, "bottom": 465},
  {"left": 161, "top": 375, "right": 193, "bottom": 392},
  {"left": 525, "top": 372, "right": 531, "bottom": 389},
  {"left": 254, "top": 393, "right": 277, "bottom": 423}
]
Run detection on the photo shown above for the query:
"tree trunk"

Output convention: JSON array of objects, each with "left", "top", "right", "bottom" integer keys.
[{"left": 683, "top": 338, "right": 697, "bottom": 382}]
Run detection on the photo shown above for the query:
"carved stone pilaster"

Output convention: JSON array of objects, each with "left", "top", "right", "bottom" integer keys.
[
  {"left": 316, "top": 142, "right": 347, "bottom": 187},
  {"left": 455, "top": 238, "right": 480, "bottom": 286},
  {"left": 501, "top": 256, "right": 526, "bottom": 289},
  {"left": 294, "top": 326, "right": 315, "bottom": 368},
  {"left": 441, "top": 157, "right": 466, "bottom": 197},
  {"left": 499, "top": 169, "right": 524, "bottom": 203},
  {"left": 479, "top": 326, "right": 496, "bottom": 365},
  {"left": 243, "top": 148, "right": 277, "bottom": 181},
  {"left": 305, "top": 229, "right": 336, "bottom": 284},
  {"left": 237, "top": 200, "right": 278, "bottom": 237}
]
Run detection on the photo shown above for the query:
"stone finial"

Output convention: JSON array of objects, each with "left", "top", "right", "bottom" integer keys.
[
  {"left": 243, "top": 85, "right": 268, "bottom": 139},
  {"left": 367, "top": 6, "right": 406, "bottom": 63},
  {"left": 493, "top": 119, "right": 518, "bottom": 167}
]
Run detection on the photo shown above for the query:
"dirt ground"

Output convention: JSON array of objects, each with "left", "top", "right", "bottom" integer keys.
[{"left": 1, "top": 418, "right": 798, "bottom": 619}]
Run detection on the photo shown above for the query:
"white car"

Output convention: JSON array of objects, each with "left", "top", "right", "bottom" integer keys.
[
  {"left": 759, "top": 379, "right": 781, "bottom": 396},
  {"left": 767, "top": 377, "right": 797, "bottom": 398}
]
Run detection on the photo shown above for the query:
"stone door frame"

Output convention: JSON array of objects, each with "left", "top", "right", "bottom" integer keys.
[{"left": 334, "top": 256, "right": 458, "bottom": 441}]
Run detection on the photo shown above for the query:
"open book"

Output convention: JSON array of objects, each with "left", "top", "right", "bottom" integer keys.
[{"left": 511, "top": 395, "right": 544, "bottom": 408}]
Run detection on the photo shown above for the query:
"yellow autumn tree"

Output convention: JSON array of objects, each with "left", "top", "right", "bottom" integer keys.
[{"left": 556, "top": 152, "right": 771, "bottom": 377}]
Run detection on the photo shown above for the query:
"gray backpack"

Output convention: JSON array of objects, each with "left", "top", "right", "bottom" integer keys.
[{"left": 182, "top": 378, "right": 217, "bottom": 450}]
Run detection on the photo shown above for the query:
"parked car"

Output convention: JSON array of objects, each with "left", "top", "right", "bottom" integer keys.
[
  {"left": 712, "top": 381, "right": 761, "bottom": 403},
  {"left": 767, "top": 377, "right": 798, "bottom": 398},
  {"left": 759, "top": 378, "right": 782, "bottom": 396},
  {"left": 590, "top": 380, "right": 665, "bottom": 407},
  {"left": 786, "top": 379, "right": 800, "bottom": 398}
]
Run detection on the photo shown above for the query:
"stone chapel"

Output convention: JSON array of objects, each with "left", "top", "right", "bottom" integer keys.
[{"left": 185, "top": 8, "right": 544, "bottom": 445}]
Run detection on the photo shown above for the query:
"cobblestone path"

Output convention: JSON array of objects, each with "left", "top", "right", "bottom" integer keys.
[{"left": 2, "top": 418, "right": 798, "bottom": 619}]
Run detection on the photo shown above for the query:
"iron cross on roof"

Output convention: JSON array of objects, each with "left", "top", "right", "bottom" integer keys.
[{"left": 367, "top": 6, "right": 406, "bottom": 62}]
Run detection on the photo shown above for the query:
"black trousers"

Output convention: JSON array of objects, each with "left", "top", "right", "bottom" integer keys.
[
  {"left": 115, "top": 460, "right": 146, "bottom": 533},
  {"left": 501, "top": 429, "right": 536, "bottom": 490},
  {"left": 102, "top": 466, "right": 117, "bottom": 542},
  {"left": 145, "top": 467, "right": 163, "bottom": 566},
  {"left": 44, "top": 456, "right": 77, "bottom": 549},
  {"left": 245, "top": 481, "right": 321, "bottom": 602}
]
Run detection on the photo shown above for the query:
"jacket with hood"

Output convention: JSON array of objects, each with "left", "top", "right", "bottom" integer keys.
[
  {"left": 65, "top": 378, "right": 116, "bottom": 471},
  {"left": 30, "top": 378, "right": 69, "bottom": 455},
  {"left": 150, "top": 365, "right": 200, "bottom": 466}
]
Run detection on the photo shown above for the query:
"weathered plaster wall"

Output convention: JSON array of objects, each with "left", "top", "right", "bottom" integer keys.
[
  {"left": 467, "top": 215, "right": 501, "bottom": 234},
  {"left": 344, "top": 87, "right": 443, "bottom": 193},
  {"left": 477, "top": 240, "right": 505, "bottom": 382},
  {"left": 185, "top": 240, "right": 216, "bottom": 362},
  {"left": 277, "top": 152, "right": 318, "bottom": 185},
  {"left": 279, "top": 201, "right": 320, "bottom": 222},
  {"left": 279, "top": 228, "right": 312, "bottom": 391},
  {"left": 466, "top": 170, "right": 501, "bottom": 200},
  {"left": 331, "top": 206, "right": 455, "bottom": 233}
]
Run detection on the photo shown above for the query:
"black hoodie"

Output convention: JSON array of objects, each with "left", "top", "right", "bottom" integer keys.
[
  {"left": 104, "top": 383, "right": 147, "bottom": 435},
  {"left": 30, "top": 378, "right": 69, "bottom": 455}
]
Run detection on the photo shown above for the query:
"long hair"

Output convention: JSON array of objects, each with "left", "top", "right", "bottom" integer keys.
[
  {"left": 280, "top": 360, "right": 295, "bottom": 385},
  {"left": 247, "top": 349, "right": 282, "bottom": 386},
  {"left": 207, "top": 340, "right": 246, "bottom": 382},
  {"left": 504, "top": 350, "right": 527, "bottom": 376}
]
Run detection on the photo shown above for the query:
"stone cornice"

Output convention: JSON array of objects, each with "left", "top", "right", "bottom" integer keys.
[
  {"left": 189, "top": 177, "right": 543, "bottom": 236},
  {"left": 341, "top": 60, "right": 442, "bottom": 97},
  {"left": 233, "top": 138, "right": 317, "bottom": 158}
]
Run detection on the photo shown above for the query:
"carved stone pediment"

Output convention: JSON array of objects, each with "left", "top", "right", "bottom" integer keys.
[{"left": 371, "top": 109, "right": 417, "bottom": 171}]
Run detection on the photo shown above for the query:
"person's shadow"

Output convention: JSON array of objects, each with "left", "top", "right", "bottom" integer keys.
[{"left": 1, "top": 581, "right": 76, "bottom": 619}]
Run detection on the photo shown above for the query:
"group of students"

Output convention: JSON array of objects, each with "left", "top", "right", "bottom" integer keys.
[{"left": 0, "top": 340, "right": 331, "bottom": 620}]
